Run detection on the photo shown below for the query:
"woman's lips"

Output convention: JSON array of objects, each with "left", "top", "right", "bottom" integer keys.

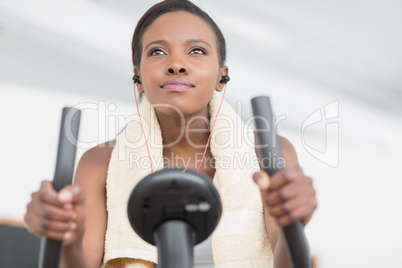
[{"left": 161, "top": 78, "right": 194, "bottom": 91}]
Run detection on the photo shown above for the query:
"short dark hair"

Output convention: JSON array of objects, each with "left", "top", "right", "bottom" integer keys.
[{"left": 132, "top": 0, "right": 227, "bottom": 68}]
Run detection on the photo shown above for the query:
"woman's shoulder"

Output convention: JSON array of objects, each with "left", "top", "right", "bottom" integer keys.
[
  {"left": 80, "top": 140, "right": 116, "bottom": 167},
  {"left": 74, "top": 140, "right": 116, "bottom": 185}
]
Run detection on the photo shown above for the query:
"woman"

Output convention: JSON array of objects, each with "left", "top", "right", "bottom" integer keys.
[{"left": 24, "top": 1, "right": 317, "bottom": 267}]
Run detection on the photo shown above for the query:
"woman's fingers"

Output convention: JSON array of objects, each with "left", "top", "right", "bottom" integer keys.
[
  {"left": 252, "top": 171, "right": 270, "bottom": 191},
  {"left": 254, "top": 165, "right": 317, "bottom": 227},
  {"left": 58, "top": 185, "right": 86, "bottom": 205},
  {"left": 42, "top": 203, "right": 77, "bottom": 221},
  {"left": 24, "top": 181, "right": 85, "bottom": 245},
  {"left": 268, "top": 166, "right": 304, "bottom": 191},
  {"left": 57, "top": 185, "right": 86, "bottom": 229},
  {"left": 57, "top": 185, "right": 87, "bottom": 245},
  {"left": 268, "top": 186, "right": 315, "bottom": 218},
  {"left": 41, "top": 230, "right": 66, "bottom": 241},
  {"left": 40, "top": 219, "right": 75, "bottom": 237},
  {"left": 37, "top": 181, "right": 61, "bottom": 206},
  {"left": 265, "top": 176, "right": 313, "bottom": 206},
  {"left": 25, "top": 204, "right": 75, "bottom": 235},
  {"left": 275, "top": 195, "right": 318, "bottom": 226}
]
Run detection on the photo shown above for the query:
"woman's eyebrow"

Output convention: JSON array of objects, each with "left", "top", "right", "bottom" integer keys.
[
  {"left": 144, "top": 40, "right": 166, "bottom": 50},
  {"left": 186, "top": 39, "right": 211, "bottom": 48}
]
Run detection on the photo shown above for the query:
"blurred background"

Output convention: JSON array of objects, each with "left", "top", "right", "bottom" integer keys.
[{"left": 1, "top": 0, "right": 401, "bottom": 267}]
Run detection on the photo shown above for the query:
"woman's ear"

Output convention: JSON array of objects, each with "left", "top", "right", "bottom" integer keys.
[
  {"left": 216, "top": 66, "right": 229, "bottom": 92},
  {"left": 134, "top": 67, "right": 144, "bottom": 93}
]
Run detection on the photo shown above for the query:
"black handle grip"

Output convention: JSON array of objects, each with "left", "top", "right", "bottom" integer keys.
[
  {"left": 38, "top": 107, "right": 81, "bottom": 268},
  {"left": 251, "top": 96, "right": 312, "bottom": 268}
]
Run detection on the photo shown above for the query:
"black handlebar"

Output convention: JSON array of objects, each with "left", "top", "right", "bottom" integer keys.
[
  {"left": 38, "top": 107, "right": 81, "bottom": 268},
  {"left": 251, "top": 96, "right": 312, "bottom": 268}
]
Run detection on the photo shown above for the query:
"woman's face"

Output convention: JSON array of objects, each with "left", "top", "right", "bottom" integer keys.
[{"left": 136, "top": 11, "right": 228, "bottom": 117}]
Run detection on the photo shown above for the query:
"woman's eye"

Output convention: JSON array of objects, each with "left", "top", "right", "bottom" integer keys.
[
  {"left": 149, "top": 49, "right": 166, "bottom": 56},
  {"left": 189, "top": 48, "right": 206, "bottom": 55}
]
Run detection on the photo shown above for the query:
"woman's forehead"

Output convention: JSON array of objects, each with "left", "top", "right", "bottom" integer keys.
[{"left": 142, "top": 11, "right": 217, "bottom": 48}]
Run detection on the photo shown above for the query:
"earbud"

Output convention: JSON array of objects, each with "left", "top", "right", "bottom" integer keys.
[
  {"left": 133, "top": 75, "right": 142, "bottom": 84},
  {"left": 219, "top": 75, "right": 230, "bottom": 84}
]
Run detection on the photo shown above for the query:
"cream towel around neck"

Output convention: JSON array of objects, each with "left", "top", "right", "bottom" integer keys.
[{"left": 103, "top": 94, "right": 273, "bottom": 267}]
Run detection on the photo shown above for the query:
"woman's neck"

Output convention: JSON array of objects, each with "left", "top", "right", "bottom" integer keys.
[{"left": 155, "top": 107, "right": 210, "bottom": 150}]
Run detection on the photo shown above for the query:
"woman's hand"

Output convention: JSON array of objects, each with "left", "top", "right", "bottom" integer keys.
[
  {"left": 253, "top": 166, "right": 317, "bottom": 226},
  {"left": 24, "top": 181, "right": 86, "bottom": 245}
]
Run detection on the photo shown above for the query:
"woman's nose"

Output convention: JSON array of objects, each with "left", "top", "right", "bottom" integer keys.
[
  {"left": 166, "top": 56, "right": 188, "bottom": 75},
  {"left": 168, "top": 66, "right": 186, "bottom": 75}
]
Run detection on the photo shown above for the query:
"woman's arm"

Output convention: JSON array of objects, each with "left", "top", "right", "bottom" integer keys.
[
  {"left": 61, "top": 141, "right": 115, "bottom": 268},
  {"left": 255, "top": 136, "right": 317, "bottom": 268},
  {"left": 24, "top": 141, "right": 114, "bottom": 268}
]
